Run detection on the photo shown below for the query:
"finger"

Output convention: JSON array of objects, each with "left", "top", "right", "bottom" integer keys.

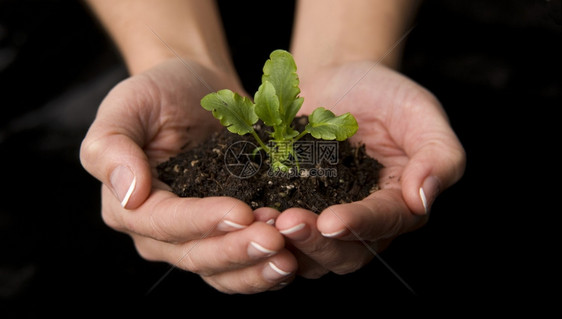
[
  {"left": 276, "top": 212, "right": 330, "bottom": 278},
  {"left": 316, "top": 188, "right": 427, "bottom": 242},
  {"left": 397, "top": 93, "right": 466, "bottom": 215},
  {"left": 131, "top": 222, "right": 286, "bottom": 277},
  {"left": 253, "top": 207, "right": 280, "bottom": 226},
  {"left": 102, "top": 185, "right": 255, "bottom": 243},
  {"left": 401, "top": 138, "right": 466, "bottom": 215},
  {"left": 202, "top": 249, "right": 297, "bottom": 294},
  {"left": 81, "top": 132, "right": 152, "bottom": 210},
  {"left": 255, "top": 197, "right": 327, "bottom": 278},
  {"left": 276, "top": 208, "right": 373, "bottom": 275},
  {"left": 80, "top": 81, "right": 156, "bottom": 210},
  {"left": 286, "top": 244, "right": 330, "bottom": 279}
]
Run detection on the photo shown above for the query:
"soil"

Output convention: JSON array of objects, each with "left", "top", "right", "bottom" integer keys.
[{"left": 157, "top": 116, "right": 383, "bottom": 213}]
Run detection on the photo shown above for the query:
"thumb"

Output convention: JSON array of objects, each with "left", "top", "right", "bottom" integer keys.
[
  {"left": 393, "top": 89, "right": 466, "bottom": 216},
  {"left": 401, "top": 135, "right": 466, "bottom": 216},
  {"left": 80, "top": 79, "right": 156, "bottom": 210},
  {"left": 80, "top": 132, "right": 152, "bottom": 210}
]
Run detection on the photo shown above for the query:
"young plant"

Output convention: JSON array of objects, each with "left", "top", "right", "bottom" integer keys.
[{"left": 201, "top": 49, "right": 358, "bottom": 172}]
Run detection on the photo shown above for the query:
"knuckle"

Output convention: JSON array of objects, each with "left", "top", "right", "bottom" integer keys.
[
  {"left": 299, "top": 267, "right": 329, "bottom": 279},
  {"left": 221, "top": 241, "right": 245, "bottom": 268},
  {"left": 100, "top": 208, "right": 117, "bottom": 229},
  {"left": 132, "top": 237, "right": 158, "bottom": 262},
  {"left": 303, "top": 237, "right": 333, "bottom": 257},
  {"left": 78, "top": 139, "right": 92, "bottom": 165},
  {"left": 202, "top": 277, "right": 237, "bottom": 295},
  {"left": 327, "top": 247, "right": 374, "bottom": 275},
  {"left": 100, "top": 203, "right": 123, "bottom": 232},
  {"left": 330, "top": 259, "right": 366, "bottom": 275},
  {"left": 178, "top": 249, "right": 201, "bottom": 273},
  {"left": 451, "top": 146, "right": 467, "bottom": 181},
  {"left": 147, "top": 212, "right": 177, "bottom": 243},
  {"left": 177, "top": 246, "right": 214, "bottom": 277},
  {"left": 79, "top": 136, "right": 105, "bottom": 170},
  {"left": 385, "top": 211, "right": 405, "bottom": 238},
  {"left": 240, "top": 275, "right": 270, "bottom": 294}
]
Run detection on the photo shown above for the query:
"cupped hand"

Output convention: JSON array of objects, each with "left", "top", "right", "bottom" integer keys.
[
  {"left": 80, "top": 58, "right": 297, "bottom": 293},
  {"left": 274, "top": 62, "right": 466, "bottom": 278}
]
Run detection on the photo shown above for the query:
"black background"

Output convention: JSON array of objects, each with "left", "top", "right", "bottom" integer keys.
[{"left": 0, "top": 0, "right": 560, "bottom": 313}]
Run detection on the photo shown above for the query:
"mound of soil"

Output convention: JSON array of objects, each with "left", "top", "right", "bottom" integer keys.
[{"left": 157, "top": 117, "right": 382, "bottom": 213}]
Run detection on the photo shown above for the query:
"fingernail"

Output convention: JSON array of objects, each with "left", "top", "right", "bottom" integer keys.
[
  {"left": 279, "top": 223, "right": 305, "bottom": 235},
  {"left": 247, "top": 241, "right": 277, "bottom": 259},
  {"left": 321, "top": 229, "right": 346, "bottom": 238},
  {"left": 420, "top": 176, "right": 440, "bottom": 214},
  {"left": 217, "top": 219, "right": 247, "bottom": 232},
  {"left": 263, "top": 262, "right": 291, "bottom": 282},
  {"left": 265, "top": 218, "right": 275, "bottom": 225},
  {"left": 279, "top": 223, "right": 308, "bottom": 241},
  {"left": 110, "top": 165, "right": 136, "bottom": 208}
]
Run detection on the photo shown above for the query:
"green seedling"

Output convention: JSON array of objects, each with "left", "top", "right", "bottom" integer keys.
[{"left": 201, "top": 49, "right": 358, "bottom": 172}]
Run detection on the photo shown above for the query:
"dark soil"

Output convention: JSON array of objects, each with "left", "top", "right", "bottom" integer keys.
[{"left": 157, "top": 116, "right": 383, "bottom": 213}]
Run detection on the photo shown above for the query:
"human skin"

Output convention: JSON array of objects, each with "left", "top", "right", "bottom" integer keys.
[
  {"left": 81, "top": 0, "right": 298, "bottom": 294},
  {"left": 270, "top": 0, "right": 465, "bottom": 278},
  {"left": 81, "top": 0, "right": 466, "bottom": 292}
]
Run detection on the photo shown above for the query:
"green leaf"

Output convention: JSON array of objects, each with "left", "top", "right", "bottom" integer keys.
[
  {"left": 285, "top": 97, "right": 303, "bottom": 126},
  {"left": 262, "top": 49, "right": 302, "bottom": 125},
  {"left": 201, "top": 89, "right": 258, "bottom": 135},
  {"left": 305, "top": 107, "right": 359, "bottom": 141},
  {"left": 254, "top": 81, "right": 282, "bottom": 127}
]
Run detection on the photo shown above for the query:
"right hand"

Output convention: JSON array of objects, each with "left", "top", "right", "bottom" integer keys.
[{"left": 80, "top": 58, "right": 297, "bottom": 293}]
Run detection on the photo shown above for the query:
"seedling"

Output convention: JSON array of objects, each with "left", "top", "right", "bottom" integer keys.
[{"left": 201, "top": 49, "right": 358, "bottom": 172}]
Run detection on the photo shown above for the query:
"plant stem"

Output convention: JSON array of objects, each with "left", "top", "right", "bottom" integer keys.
[
  {"left": 293, "top": 130, "right": 309, "bottom": 142},
  {"left": 250, "top": 130, "right": 270, "bottom": 153}
]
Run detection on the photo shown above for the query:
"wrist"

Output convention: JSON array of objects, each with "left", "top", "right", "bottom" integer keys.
[
  {"left": 290, "top": 0, "right": 421, "bottom": 77},
  {"left": 87, "top": 0, "right": 236, "bottom": 76},
  {"left": 293, "top": 52, "right": 400, "bottom": 87},
  {"left": 124, "top": 36, "right": 237, "bottom": 77}
]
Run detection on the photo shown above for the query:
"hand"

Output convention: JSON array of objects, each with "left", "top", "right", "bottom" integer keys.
[
  {"left": 80, "top": 58, "right": 297, "bottom": 293},
  {"left": 273, "top": 62, "right": 466, "bottom": 278}
]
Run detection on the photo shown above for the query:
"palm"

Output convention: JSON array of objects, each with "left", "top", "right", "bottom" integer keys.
[
  {"left": 83, "top": 58, "right": 302, "bottom": 293},
  {"left": 111, "top": 58, "right": 243, "bottom": 169},
  {"left": 299, "top": 62, "right": 436, "bottom": 194},
  {"left": 269, "top": 61, "right": 461, "bottom": 278}
]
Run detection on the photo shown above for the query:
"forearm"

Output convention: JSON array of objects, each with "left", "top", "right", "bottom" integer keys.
[
  {"left": 86, "top": 0, "right": 235, "bottom": 75},
  {"left": 290, "top": 0, "right": 421, "bottom": 75}
]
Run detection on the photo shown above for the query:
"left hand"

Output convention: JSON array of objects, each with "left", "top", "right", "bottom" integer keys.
[{"left": 269, "top": 61, "right": 466, "bottom": 278}]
